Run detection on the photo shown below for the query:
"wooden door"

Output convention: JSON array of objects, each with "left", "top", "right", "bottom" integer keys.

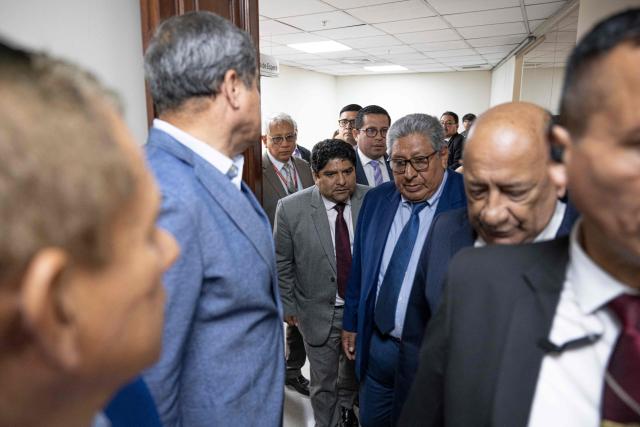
[{"left": 139, "top": 0, "right": 262, "bottom": 201}]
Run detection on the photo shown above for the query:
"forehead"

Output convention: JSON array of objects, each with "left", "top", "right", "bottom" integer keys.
[
  {"left": 362, "top": 113, "right": 389, "bottom": 127},
  {"left": 340, "top": 110, "right": 358, "bottom": 119},
  {"left": 441, "top": 114, "right": 456, "bottom": 122},
  {"left": 268, "top": 120, "right": 294, "bottom": 134},
  {"left": 392, "top": 132, "right": 433, "bottom": 155},
  {"left": 319, "top": 157, "right": 355, "bottom": 173}
]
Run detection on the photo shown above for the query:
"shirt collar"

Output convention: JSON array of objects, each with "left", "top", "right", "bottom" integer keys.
[
  {"left": 357, "top": 147, "right": 384, "bottom": 165},
  {"left": 321, "top": 193, "right": 352, "bottom": 212},
  {"left": 568, "top": 219, "right": 637, "bottom": 315},
  {"left": 400, "top": 169, "right": 449, "bottom": 208},
  {"left": 153, "top": 119, "right": 244, "bottom": 190},
  {"left": 266, "top": 150, "right": 291, "bottom": 171}
]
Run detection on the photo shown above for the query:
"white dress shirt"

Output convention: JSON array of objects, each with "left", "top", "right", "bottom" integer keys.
[
  {"left": 475, "top": 200, "right": 567, "bottom": 247},
  {"left": 153, "top": 119, "right": 245, "bottom": 190},
  {"left": 527, "top": 220, "right": 639, "bottom": 426},
  {"left": 357, "top": 148, "right": 390, "bottom": 186},
  {"left": 266, "top": 151, "right": 303, "bottom": 193},
  {"left": 322, "top": 195, "right": 355, "bottom": 307}
]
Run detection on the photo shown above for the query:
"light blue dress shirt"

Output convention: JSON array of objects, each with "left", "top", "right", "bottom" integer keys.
[{"left": 375, "top": 170, "right": 449, "bottom": 339}]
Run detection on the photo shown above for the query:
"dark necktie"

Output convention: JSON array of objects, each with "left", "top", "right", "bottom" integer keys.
[
  {"left": 374, "top": 201, "right": 429, "bottom": 335},
  {"left": 283, "top": 163, "right": 297, "bottom": 194},
  {"left": 335, "top": 203, "right": 351, "bottom": 299},
  {"left": 602, "top": 294, "right": 640, "bottom": 423}
]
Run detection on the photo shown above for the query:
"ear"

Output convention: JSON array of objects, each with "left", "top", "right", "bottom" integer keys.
[
  {"left": 548, "top": 125, "right": 572, "bottom": 198},
  {"left": 261, "top": 135, "right": 268, "bottom": 147},
  {"left": 351, "top": 128, "right": 358, "bottom": 142},
  {"left": 439, "top": 145, "right": 449, "bottom": 169},
  {"left": 19, "top": 248, "right": 80, "bottom": 371},
  {"left": 220, "top": 69, "right": 243, "bottom": 110}
]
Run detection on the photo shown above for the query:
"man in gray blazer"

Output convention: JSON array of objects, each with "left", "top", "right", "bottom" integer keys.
[
  {"left": 275, "top": 139, "right": 368, "bottom": 427},
  {"left": 143, "top": 12, "right": 284, "bottom": 426}
]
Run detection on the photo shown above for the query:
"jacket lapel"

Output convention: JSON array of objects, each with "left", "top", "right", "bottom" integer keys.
[
  {"left": 350, "top": 185, "right": 367, "bottom": 229},
  {"left": 311, "top": 187, "right": 337, "bottom": 274},
  {"left": 262, "top": 153, "right": 287, "bottom": 198},
  {"left": 355, "top": 154, "right": 369, "bottom": 186},
  {"left": 491, "top": 238, "right": 569, "bottom": 426}
]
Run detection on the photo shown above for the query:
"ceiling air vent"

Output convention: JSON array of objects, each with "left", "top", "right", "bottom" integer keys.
[
  {"left": 461, "top": 64, "right": 485, "bottom": 69},
  {"left": 340, "top": 57, "right": 378, "bottom": 65}
]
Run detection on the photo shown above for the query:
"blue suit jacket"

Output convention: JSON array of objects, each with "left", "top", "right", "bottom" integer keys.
[
  {"left": 104, "top": 378, "right": 161, "bottom": 427},
  {"left": 355, "top": 152, "right": 393, "bottom": 186},
  {"left": 143, "top": 128, "right": 284, "bottom": 427},
  {"left": 342, "top": 171, "right": 466, "bottom": 381},
  {"left": 393, "top": 200, "right": 580, "bottom": 420}
]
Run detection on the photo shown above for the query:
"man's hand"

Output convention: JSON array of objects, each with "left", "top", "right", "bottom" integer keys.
[
  {"left": 341, "top": 330, "right": 357, "bottom": 361},
  {"left": 284, "top": 315, "right": 299, "bottom": 327}
]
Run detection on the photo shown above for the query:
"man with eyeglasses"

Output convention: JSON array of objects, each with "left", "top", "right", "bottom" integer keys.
[
  {"left": 261, "top": 112, "right": 314, "bottom": 397},
  {"left": 342, "top": 113, "right": 466, "bottom": 426},
  {"left": 336, "top": 103, "right": 362, "bottom": 147},
  {"left": 352, "top": 105, "right": 394, "bottom": 187},
  {"left": 441, "top": 111, "right": 465, "bottom": 170}
]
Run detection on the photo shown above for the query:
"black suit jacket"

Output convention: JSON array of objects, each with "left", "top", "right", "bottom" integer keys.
[
  {"left": 296, "top": 144, "right": 311, "bottom": 163},
  {"left": 355, "top": 151, "right": 393, "bottom": 186},
  {"left": 398, "top": 238, "right": 571, "bottom": 427},
  {"left": 446, "top": 133, "right": 465, "bottom": 170}
]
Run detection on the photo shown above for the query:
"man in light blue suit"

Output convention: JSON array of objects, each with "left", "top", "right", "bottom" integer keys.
[
  {"left": 342, "top": 114, "right": 467, "bottom": 426},
  {"left": 142, "top": 12, "right": 284, "bottom": 427}
]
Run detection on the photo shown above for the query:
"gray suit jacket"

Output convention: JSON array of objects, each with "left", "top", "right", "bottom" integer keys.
[
  {"left": 144, "top": 129, "right": 284, "bottom": 427},
  {"left": 262, "top": 152, "right": 314, "bottom": 227},
  {"left": 274, "top": 184, "right": 369, "bottom": 346}
]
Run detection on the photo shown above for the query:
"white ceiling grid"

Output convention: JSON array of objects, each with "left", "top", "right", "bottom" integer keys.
[{"left": 259, "top": 0, "right": 570, "bottom": 75}]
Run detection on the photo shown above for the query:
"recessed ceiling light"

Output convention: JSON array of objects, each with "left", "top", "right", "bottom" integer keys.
[
  {"left": 288, "top": 41, "right": 351, "bottom": 54},
  {"left": 364, "top": 65, "right": 408, "bottom": 72}
]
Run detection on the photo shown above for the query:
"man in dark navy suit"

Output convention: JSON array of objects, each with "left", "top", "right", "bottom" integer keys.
[
  {"left": 353, "top": 105, "right": 393, "bottom": 187},
  {"left": 394, "top": 102, "right": 579, "bottom": 421},
  {"left": 342, "top": 113, "right": 466, "bottom": 426}
]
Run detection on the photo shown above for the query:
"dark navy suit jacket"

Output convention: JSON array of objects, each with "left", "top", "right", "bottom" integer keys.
[
  {"left": 393, "top": 200, "right": 580, "bottom": 420},
  {"left": 104, "top": 378, "right": 162, "bottom": 427},
  {"left": 355, "top": 151, "right": 393, "bottom": 186},
  {"left": 342, "top": 171, "right": 467, "bottom": 381}
]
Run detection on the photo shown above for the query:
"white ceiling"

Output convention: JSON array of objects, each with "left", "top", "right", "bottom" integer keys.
[
  {"left": 523, "top": 7, "right": 578, "bottom": 68},
  {"left": 258, "top": 0, "right": 573, "bottom": 75}
]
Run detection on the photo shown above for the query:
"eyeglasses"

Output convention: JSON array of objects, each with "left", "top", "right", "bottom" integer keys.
[
  {"left": 338, "top": 119, "right": 356, "bottom": 128},
  {"left": 440, "top": 121, "right": 457, "bottom": 127},
  {"left": 269, "top": 133, "right": 297, "bottom": 144},
  {"left": 390, "top": 151, "right": 439, "bottom": 174},
  {"left": 358, "top": 127, "right": 389, "bottom": 138}
]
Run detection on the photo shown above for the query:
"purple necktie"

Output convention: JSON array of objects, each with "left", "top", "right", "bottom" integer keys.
[
  {"left": 370, "top": 160, "right": 384, "bottom": 187},
  {"left": 335, "top": 203, "right": 351, "bottom": 299},
  {"left": 602, "top": 294, "right": 640, "bottom": 423}
]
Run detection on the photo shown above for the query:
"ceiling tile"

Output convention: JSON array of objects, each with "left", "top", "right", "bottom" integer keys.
[
  {"left": 279, "top": 11, "right": 363, "bottom": 31},
  {"left": 259, "top": 38, "right": 277, "bottom": 47},
  {"left": 260, "top": 19, "right": 303, "bottom": 36},
  {"left": 260, "top": 45, "right": 302, "bottom": 56},
  {"left": 294, "top": 58, "right": 342, "bottom": 66},
  {"left": 269, "top": 32, "right": 329, "bottom": 45},
  {"left": 362, "top": 45, "right": 417, "bottom": 55},
  {"left": 396, "top": 28, "right": 461, "bottom": 44},
  {"left": 323, "top": 0, "right": 399, "bottom": 7},
  {"left": 444, "top": 7, "right": 523, "bottom": 27},
  {"left": 346, "top": 0, "right": 435, "bottom": 24},
  {"left": 545, "top": 31, "right": 577, "bottom": 43},
  {"left": 528, "top": 19, "right": 545, "bottom": 32},
  {"left": 408, "top": 65, "right": 454, "bottom": 72},
  {"left": 396, "top": 58, "right": 439, "bottom": 65},
  {"left": 474, "top": 44, "right": 518, "bottom": 54},
  {"left": 316, "top": 48, "right": 370, "bottom": 58},
  {"left": 275, "top": 53, "right": 322, "bottom": 61},
  {"left": 376, "top": 52, "right": 431, "bottom": 61},
  {"left": 411, "top": 40, "right": 470, "bottom": 51},
  {"left": 428, "top": 0, "right": 519, "bottom": 15},
  {"left": 259, "top": 0, "right": 335, "bottom": 19},
  {"left": 343, "top": 34, "right": 403, "bottom": 48},
  {"left": 525, "top": 1, "right": 565, "bottom": 21},
  {"left": 312, "top": 24, "right": 385, "bottom": 39},
  {"left": 481, "top": 53, "right": 509, "bottom": 61},
  {"left": 373, "top": 16, "right": 449, "bottom": 34},
  {"left": 458, "top": 22, "right": 526, "bottom": 39},
  {"left": 426, "top": 48, "right": 478, "bottom": 58},
  {"left": 440, "top": 56, "right": 487, "bottom": 65},
  {"left": 524, "top": 0, "right": 566, "bottom": 4},
  {"left": 467, "top": 34, "right": 526, "bottom": 47}
]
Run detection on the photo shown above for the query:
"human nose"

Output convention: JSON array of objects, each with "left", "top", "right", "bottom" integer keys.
[
  {"left": 336, "top": 172, "right": 346, "bottom": 185},
  {"left": 403, "top": 161, "right": 418, "bottom": 179},
  {"left": 480, "top": 192, "right": 508, "bottom": 227}
]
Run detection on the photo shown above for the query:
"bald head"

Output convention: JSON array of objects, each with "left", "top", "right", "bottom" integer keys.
[{"left": 463, "top": 102, "right": 563, "bottom": 245}]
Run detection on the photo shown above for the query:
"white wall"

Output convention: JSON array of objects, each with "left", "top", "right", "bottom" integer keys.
[
  {"left": 577, "top": 0, "right": 640, "bottom": 41},
  {"left": 490, "top": 56, "right": 516, "bottom": 107},
  {"left": 520, "top": 67, "right": 566, "bottom": 113},
  {"left": 0, "top": 0, "right": 148, "bottom": 145},
  {"left": 261, "top": 65, "right": 338, "bottom": 150}
]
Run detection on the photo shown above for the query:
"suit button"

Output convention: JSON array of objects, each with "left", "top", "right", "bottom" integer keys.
[{"left": 330, "top": 277, "right": 335, "bottom": 282}]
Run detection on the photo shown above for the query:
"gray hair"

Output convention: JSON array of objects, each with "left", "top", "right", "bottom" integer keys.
[
  {"left": 144, "top": 11, "right": 257, "bottom": 114},
  {"left": 263, "top": 112, "right": 297, "bottom": 135},
  {"left": 386, "top": 113, "right": 445, "bottom": 155}
]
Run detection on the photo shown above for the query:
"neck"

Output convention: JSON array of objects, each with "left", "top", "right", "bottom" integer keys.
[{"left": 580, "top": 221, "right": 640, "bottom": 289}]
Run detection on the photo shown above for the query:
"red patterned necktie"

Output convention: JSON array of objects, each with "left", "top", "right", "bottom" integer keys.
[
  {"left": 334, "top": 203, "right": 351, "bottom": 299},
  {"left": 602, "top": 294, "right": 640, "bottom": 423}
]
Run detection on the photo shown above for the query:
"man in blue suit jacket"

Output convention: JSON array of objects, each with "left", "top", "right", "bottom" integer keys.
[
  {"left": 353, "top": 105, "right": 394, "bottom": 187},
  {"left": 395, "top": 102, "right": 580, "bottom": 421},
  {"left": 142, "top": 12, "right": 284, "bottom": 426},
  {"left": 342, "top": 114, "right": 467, "bottom": 426}
]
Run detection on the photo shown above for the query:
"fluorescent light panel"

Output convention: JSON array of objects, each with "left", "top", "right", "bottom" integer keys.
[
  {"left": 288, "top": 41, "right": 351, "bottom": 53},
  {"left": 364, "top": 65, "right": 408, "bottom": 72}
]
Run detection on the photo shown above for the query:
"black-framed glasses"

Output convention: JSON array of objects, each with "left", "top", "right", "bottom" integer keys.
[
  {"left": 390, "top": 151, "right": 439, "bottom": 174},
  {"left": 358, "top": 127, "right": 388, "bottom": 138},
  {"left": 338, "top": 119, "right": 356, "bottom": 128},
  {"left": 269, "top": 133, "right": 297, "bottom": 144},
  {"left": 440, "top": 121, "right": 456, "bottom": 127}
]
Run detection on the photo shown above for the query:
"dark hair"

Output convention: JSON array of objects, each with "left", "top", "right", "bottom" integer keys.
[
  {"left": 559, "top": 8, "right": 640, "bottom": 136},
  {"left": 144, "top": 11, "right": 257, "bottom": 114},
  {"left": 462, "top": 113, "right": 476, "bottom": 122},
  {"left": 355, "top": 105, "right": 391, "bottom": 130},
  {"left": 311, "top": 139, "right": 356, "bottom": 174},
  {"left": 441, "top": 111, "right": 459, "bottom": 124},
  {"left": 340, "top": 104, "right": 362, "bottom": 115}
]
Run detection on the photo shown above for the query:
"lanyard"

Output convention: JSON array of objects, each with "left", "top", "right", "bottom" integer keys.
[{"left": 272, "top": 162, "right": 298, "bottom": 194}]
